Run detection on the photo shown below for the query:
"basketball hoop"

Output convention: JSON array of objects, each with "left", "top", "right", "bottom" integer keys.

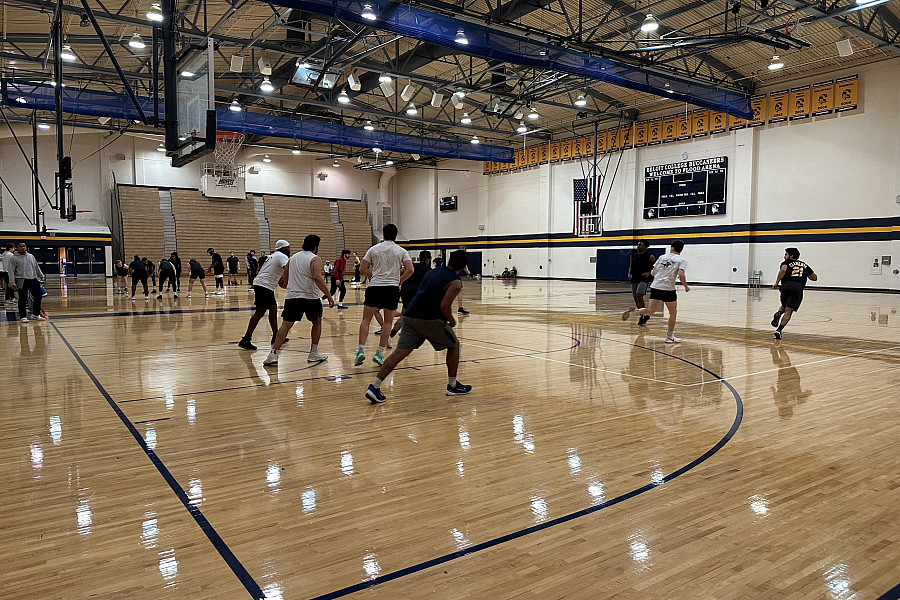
[
  {"left": 214, "top": 130, "right": 245, "bottom": 170},
  {"left": 200, "top": 130, "right": 247, "bottom": 199},
  {"left": 75, "top": 210, "right": 93, "bottom": 214},
  {"left": 785, "top": 16, "right": 804, "bottom": 38}
]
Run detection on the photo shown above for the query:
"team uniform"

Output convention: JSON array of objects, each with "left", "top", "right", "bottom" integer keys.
[
  {"left": 226, "top": 255, "right": 239, "bottom": 275},
  {"left": 281, "top": 251, "right": 323, "bottom": 323},
  {"left": 363, "top": 241, "right": 411, "bottom": 311},
  {"left": 648, "top": 253, "right": 687, "bottom": 302},
  {"left": 629, "top": 251, "right": 654, "bottom": 295},
  {"left": 400, "top": 261, "right": 430, "bottom": 306},
  {"left": 397, "top": 267, "right": 460, "bottom": 351},
  {"left": 778, "top": 259, "right": 814, "bottom": 311},
  {"left": 252, "top": 251, "right": 290, "bottom": 308},
  {"left": 157, "top": 259, "right": 177, "bottom": 298}
]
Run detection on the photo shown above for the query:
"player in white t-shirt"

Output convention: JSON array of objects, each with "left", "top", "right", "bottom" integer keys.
[
  {"left": 355, "top": 224, "right": 414, "bottom": 366},
  {"left": 623, "top": 239, "right": 690, "bottom": 343},
  {"left": 238, "top": 239, "right": 290, "bottom": 351}
]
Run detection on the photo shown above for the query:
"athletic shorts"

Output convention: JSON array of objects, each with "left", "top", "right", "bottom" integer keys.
[
  {"left": 779, "top": 281, "right": 805, "bottom": 311},
  {"left": 253, "top": 285, "right": 277, "bottom": 307},
  {"left": 631, "top": 280, "right": 650, "bottom": 295},
  {"left": 649, "top": 287, "right": 677, "bottom": 303},
  {"left": 282, "top": 298, "right": 322, "bottom": 323},
  {"left": 215, "top": 274, "right": 224, "bottom": 280},
  {"left": 364, "top": 285, "right": 400, "bottom": 311},
  {"left": 397, "top": 317, "right": 458, "bottom": 351},
  {"left": 228, "top": 267, "right": 238, "bottom": 275},
  {"left": 190, "top": 271, "right": 205, "bottom": 280}
]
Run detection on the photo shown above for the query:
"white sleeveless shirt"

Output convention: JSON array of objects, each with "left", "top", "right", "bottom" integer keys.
[{"left": 285, "top": 251, "right": 320, "bottom": 300}]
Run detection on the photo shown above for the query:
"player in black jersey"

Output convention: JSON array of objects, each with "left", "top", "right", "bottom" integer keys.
[{"left": 771, "top": 247, "right": 817, "bottom": 339}]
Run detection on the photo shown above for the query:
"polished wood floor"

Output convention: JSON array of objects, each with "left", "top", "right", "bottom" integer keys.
[{"left": 2, "top": 276, "right": 899, "bottom": 599}]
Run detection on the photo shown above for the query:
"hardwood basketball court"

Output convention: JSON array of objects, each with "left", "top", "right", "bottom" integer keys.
[{"left": 2, "top": 278, "right": 899, "bottom": 599}]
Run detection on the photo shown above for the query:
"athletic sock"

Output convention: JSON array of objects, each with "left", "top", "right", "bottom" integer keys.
[
  {"left": 358, "top": 344, "right": 365, "bottom": 352},
  {"left": 373, "top": 377, "right": 383, "bottom": 389},
  {"left": 310, "top": 344, "right": 318, "bottom": 354},
  {"left": 448, "top": 376, "right": 457, "bottom": 387},
  {"left": 377, "top": 346, "right": 385, "bottom": 354}
]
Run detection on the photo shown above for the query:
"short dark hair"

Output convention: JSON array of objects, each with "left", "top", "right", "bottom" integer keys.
[
  {"left": 382, "top": 223, "right": 398, "bottom": 241},
  {"left": 207, "top": 248, "right": 214, "bottom": 254},
  {"left": 4, "top": 242, "right": 12, "bottom": 250},
  {"left": 342, "top": 249, "right": 351, "bottom": 256},
  {"left": 785, "top": 247, "right": 800, "bottom": 259},
  {"left": 418, "top": 250, "right": 432, "bottom": 263},
  {"left": 133, "top": 254, "right": 140, "bottom": 261},
  {"left": 448, "top": 249, "right": 467, "bottom": 270},
  {"left": 671, "top": 239, "right": 685, "bottom": 252},
  {"left": 637, "top": 239, "right": 650, "bottom": 247},
  {"left": 302, "top": 234, "right": 320, "bottom": 252}
]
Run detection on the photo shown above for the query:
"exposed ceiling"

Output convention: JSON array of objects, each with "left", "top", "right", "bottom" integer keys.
[{"left": 0, "top": 0, "right": 897, "bottom": 163}]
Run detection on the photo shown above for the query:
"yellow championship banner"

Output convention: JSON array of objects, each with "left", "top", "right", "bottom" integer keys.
[
  {"left": 483, "top": 161, "right": 491, "bottom": 174},
  {"left": 692, "top": 110, "right": 709, "bottom": 137},
  {"left": 580, "top": 134, "right": 594, "bottom": 156},
  {"left": 570, "top": 138, "right": 581, "bottom": 159},
  {"left": 648, "top": 118, "right": 662, "bottom": 145},
  {"left": 493, "top": 161, "right": 502, "bottom": 173},
  {"left": 812, "top": 80, "right": 834, "bottom": 116},
  {"left": 769, "top": 90, "right": 789, "bottom": 123},
  {"left": 527, "top": 146, "right": 539, "bottom": 166},
  {"left": 835, "top": 74, "right": 858, "bottom": 112},
  {"left": 790, "top": 85, "right": 811, "bottom": 120},
  {"left": 710, "top": 111, "right": 727, "bottom": 134},
  {"left": 514, "top": 149, "right": 526, "bottom": 169},
  {"left": 539, "top": 144, "right": 549, "bottom": 163},
  {"left": 548, "top": 141, "right": 561, "bottom": 162},
  {"left": 634, "top": 121, "right": 648, "bottom": 147},
  {"left": 596, "top": 130, "right": 609, "bottom": 153},
  {"left": 616, "top": 126, "right": 631, "bottom": 149},
  {"left": 748, "top": 94, "right": 766, "bottom": 127},
  {"left": 676, "top": 114, "right": 692, "bottom": 139},
  {"left": 561, "top": 139, "right": 573, "bottom": 160},
  {"left": 729, "top": 112, "right": 746, "bottom": 130},
  {"left": 663, "top": 117, "right": 678, "bottom": 142},
  {"left": 500, "top": 158, "right": 511, "bottom": 172}
]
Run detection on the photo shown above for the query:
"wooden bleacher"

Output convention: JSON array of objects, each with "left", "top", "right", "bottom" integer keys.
[
  {"left": 263, "top": 195, "right": 337, "bottom": 263},
  {"left": 169, "top": 189, "right": 259, "bottom": 272},
  {"left": 118, "top": 185, "right": 166, "bottom": 263},
  {"left": 337, "top": 201, "right": 375, "bottom": 259}
]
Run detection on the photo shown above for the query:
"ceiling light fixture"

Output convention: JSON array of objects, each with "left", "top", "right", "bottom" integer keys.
[
  {"left": 60, "top": 45, "right": 77, "bottom": 62},
  {"left": 640, "top": 13, "right": 659, "bottom": 32},
  {"left": 129, "top": 32, "right": 146, "bottom": 49},
  {"left": 455, "top": 89, "right": 466, "bottom": 98},
  {"left": 292, "top": 149, "right": 301, "bottom": 155},
  {"left": 460, "top": 112, "right": 472, "bottom": 124},
  {"left": 574, "top": 93, "right": 587, "bottom": 107},
  {"left": 470, "top": 135, "right": 480, "bottom": 144},
  {"left": 156, "top": 143, "right": 166, "bottom": 152},
  {"left": 259, "top": 77, "right": 274, "bottom": 92},
  {"left": 181, "top": 70, "right": 195, "bottom": 78},
  {"left": 361, "top": 3, "right": 377, "bottom": 20},
  {"left": 364, "top": 120, "right": 375, "bottom": 131},
  {"left": 385, "top": 160, "right": 394, "bottom": 165},
  {"left": 38, "top": 123, "right": 51, "bottom": 130},
  {"left": 146, "top": 3, "right": 163, "bottom": 22},
  {"left": 379, "top": 73, "right": 392, "bottom": 83},
  {"left": 406, "top": 102, "right": 418, "bottom": 115},
  {"left": 455, "top": 28, "right": 468, "bottom": 45},
  {"left": 333, "top": 160, "right": 340, "bottom": 167},
  {"left": 178, "top": 135, "right": 187, "bottom": 141},
  {"left": 517, "top": 122, "right": 527, "bottom": 133},
  {"left": 263, "top": 155, "right": 272, "bottom": 163},
  {"left": 337, "top": 89, "right": 350, "bottom": 104},
  {"left": 768, "top": 54, "right": 784, "bottom": 70},
  {"left": 527, "top": 107, "right": 539, "bottom": 120},
  {"left": 229, "top": 100, "right": 242, "bottom": 112},
  {"left": 373, "top": 147, "right": 382, "bottom": 154}
]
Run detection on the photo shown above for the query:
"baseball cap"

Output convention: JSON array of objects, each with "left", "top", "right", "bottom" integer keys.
[{"left": 275, "top": 239, "right": 290, "bottom": 250}]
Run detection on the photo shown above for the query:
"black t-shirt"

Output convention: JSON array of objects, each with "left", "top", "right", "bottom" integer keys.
[
  {"left": 115, "top": 265, "right": 129, "bottom": 276},
  {"left": 189, "top": 260, "right": 204, "bottom": 276},
  {"left": 401, "top": 262, "right": 430, "bottom": 295},
  {"left": 211, "top": 253, "right": 224, "bottom": 274},
  {"left": 405, "top": 267, "right": 459, "bottom": 320},
  {"left": 159, "top": 259, "right": 175, "bottom": 273},
  {"left": 258, "top": 255, "right": 268, "bottom": 268},
  {"left": 226, "top": 256, "right": 239, "bottom": 272},
  {"left": 630, "top": 251, "right": 654, "bottom": 282},
  {"left": 781, "top": 260, "right": 814, "bottom": 286},
  {"left": 144, "top": 260, "right": 155, "bottom": 274},
  {"left": 170, "top": 256, "right": 182, "bottom": 274},
  {"left": 130, "top": 260, "right": 146, "bottom": 274}
]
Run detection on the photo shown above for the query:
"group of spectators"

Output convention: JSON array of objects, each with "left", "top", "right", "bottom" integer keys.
[{"left": 1, "top": 242, "right": 47, "bottom": 323}]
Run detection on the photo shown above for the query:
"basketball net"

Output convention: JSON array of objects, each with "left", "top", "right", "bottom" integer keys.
[
  {"left": 785, "top": 16, "right": 804, "bottom": 39},
  {"left": 214, "top": 130, "right": 245, "bottom": 172}
]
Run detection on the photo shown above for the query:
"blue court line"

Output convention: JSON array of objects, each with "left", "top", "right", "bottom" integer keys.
[
  {"left": 879, "top": 581, "right": 900, "bottom": 600},
  {"left": 305, "top": 340, "right": 744, "bottom": 600},
  {"left": 50, "top": 322, "right": 266, "bottom": 600}
]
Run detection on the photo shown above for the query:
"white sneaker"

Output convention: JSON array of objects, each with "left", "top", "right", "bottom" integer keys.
[
  {"left": 20, "top": 317, "right": 28, "bottom": 323},
  {"left": 130, "top": 296, "right": 136, "bottom": 300},
  {"left": 187, "top": 292, "right": 191, "bottom": 298},
  {"left": 263, "top": 350, "right": 278, "bottom": 366},
  {"left": 307, "top": 352, "right": 328, "bottom": 362},
  {"left": 144, "top": 294, "right": 149, "bottom": 300},
  {"left": 204, "top": 292, "right": 209, "bottom": 297},
  {"left": 665, "top": 335, "right": 682, "bottom": 343}
]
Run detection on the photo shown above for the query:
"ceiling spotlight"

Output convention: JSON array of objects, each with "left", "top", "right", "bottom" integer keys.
[
  {"left": 385, "top": 160, "right": 394, "bottom": 165},
  {"left": 181, "top": 70, "right": 195, "bottom": 78},
  {"left": 259, "top": 77, "right": 274, "bottom": 93},
  {"left": 262, "top": 155, "right": 272, "bottom": 163},
  {"left": 38, "top": 122, "right": 51, "bottom": 130},
  {"left": 574, "top": 93, "right": 587, "bottom": 107},
  {"left": 129, "top": 32, "right": 146, "bottom": 49},
  {"left": 178, "top": 135, "right": 187, "bottom": 141},
  {"left": 364, "top": 120, "right": 375, "bottom": 131},
  {"left": 49, "top": 81, "right": 66, "bottom": 87},
  {"left": 640, "top": 13, "right": 659, "bottom": 32},
  {"left": 337, "top": 89, "right": 350, "bottom": 104},
  {"left": 527, "top": 107, "right": 539, "bottom": 120},
  {"left": 455, "top": 89, "right": 466, "bottom": 98},
  {"left": 373, "top": 147, "right": 382, "bottom": 154},
  {"left": 229, "top": 99, "right": 242, "bottom": 112},
  {"left": 411, "top": 153, "right": 420, "bottom": 160},
  {"left": 455, "top": 28, "right": 468, "bottom": 45},
  {"left": 146, "top": 2, "right": 163, "bottom": 22},
  {"left": 379, "top": 73, "right": 392, "bottom": 84},
  {"left": 156, "top": 143, "right": 166, "bottom": 152},
  {"left": 15, "top": 96, "right": 27, "bottom": 104},
  {"left": 406, "top": 103, "right": 418, "bottom": 115},
  {"left": 516, "top": 122, "right": 527, "bottom": 133},
  {"left": 470, "top": 135, "right": 480, "bottom": 144},
  {"left": 333, "top": 160, "right": 340, "bottom": 167},
  {"left": 298, "top": 60, "right": 311, "bottom": 69},
  {"left": 361, "top": 3, "right": 377, "bottom": 20},
  {"left": 292, "top": 149, "right": 301, "bottom": 155},
  {"left": 460, "top": 112, "right": 472, "bottom": 124},
  {"left": 768, "top": 54, "right": 784, "bottom": 70},
  {"left": 60, "top": 45, "right": 77, "bottom": 62}
]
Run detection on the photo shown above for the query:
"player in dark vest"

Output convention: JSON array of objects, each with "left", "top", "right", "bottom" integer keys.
[{"left": 771, "top": 247, "right": 817, "bottom": 340}]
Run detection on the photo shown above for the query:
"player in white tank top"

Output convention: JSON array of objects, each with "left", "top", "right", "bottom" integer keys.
[{"left": 285, "top": 250, "right": 321, "bottom": 300}]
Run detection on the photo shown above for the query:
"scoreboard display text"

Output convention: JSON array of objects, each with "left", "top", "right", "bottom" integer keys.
[{"left": 643, "top": 157, "right": 727, "bottom": 219}]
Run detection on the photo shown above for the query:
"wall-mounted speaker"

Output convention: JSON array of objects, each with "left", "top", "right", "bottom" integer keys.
[
  {"left": 230, "top": 55, "right": 244, "bottom": 72},
  {"left": 380, "top": 80, "right": 394, "bottom": 97},
  {"left": 400, "top": 84, "right": 416, "bottom": 101},
  {"left": 836, "top": 39, "right": 853, "bottom": 57}
]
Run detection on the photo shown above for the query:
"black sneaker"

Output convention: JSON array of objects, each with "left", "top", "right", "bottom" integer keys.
[
  {"left": 272, "top": 336, "right": 289, "bottom": 345},
  {"left": 156, "top": 294, "right": 163, "bottom": 300},
  {"left": 457, "top": 307, "right": 469, "bottom": 315},
  {"left": 390, "top": 328, "right": 399, "bottom": 339},
  {"left": 446, "top": 381, "right": 473, "bottom": 396},
  {"left": 638, "top": 314, "right": 650, "bottom": 326},
  {"left": 238, "top": 339, "right": 257, "bottom": 351},
  {"left": 771, "top": 312, "right": 783, "bottom": 328},
  {"left": 366, "top": 384, "right": 386, "bottom": 404},
  {"left": 373, "top": 329, "right": 382, "bottom": 336},
  {"left": 774, "top": 330, "right": 782, "bottom": 340}
]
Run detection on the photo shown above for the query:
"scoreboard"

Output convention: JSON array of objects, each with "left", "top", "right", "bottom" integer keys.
[{"left": 643, "top": 157, "right": 727, "bottom": 219}]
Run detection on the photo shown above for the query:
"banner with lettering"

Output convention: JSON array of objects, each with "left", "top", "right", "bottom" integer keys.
[
  {"left": 835, "top": 75, "right": 858, "bottom": 112},
  {"left": 812, "top": 80, "right": 834, "bottom": 116},
  {"left": 790, "top": 85, "right": 811, "bottom": 120}
]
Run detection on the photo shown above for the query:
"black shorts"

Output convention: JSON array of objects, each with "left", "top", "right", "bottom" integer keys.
[
  {"left": 779, "top": 281, "right": 805, "bottom": 311},
  {"left": 253, "top": 285, "right": 277, "bottom": 307},
  {"left": 228, "top": 268, "right": 238, "bottom": 275},
  {"left": 649, "top": 287, "right": 677, "bottom": 303},
  {"left": 282, "top": 298, "right": 322, "bottom": 323},
  {"left": 190, "top": 271, "right": 205, "bottom": 280},
  {"left": 364, "top": 285, "right": 401, "bottom": 311}
]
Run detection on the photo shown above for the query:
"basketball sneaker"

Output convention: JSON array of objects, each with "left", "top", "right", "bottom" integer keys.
[
  {"left": 622, "top": 308, "right": 635, "bottom": 321},
  {"left": 187, "top": 293, "right": 191, "bottom": 298},
  {"left": 366, "top": 384, "right": 386, "bottom": 404},
  {"left": 20, "top": 317, "right": 28, "bottom": 323},
  {"left": 446, "top": 382, "right": 473, "bottom": 396},
  {"left": 263, "top": 350, "right": 278, "bottom": 366},
  {"left": 156, "top": 294, "right": 163, "bottom": 300},
  {"left": 373, "top": 351, "right": 384, "bottom": 365},
  {"left": 774, "top": 330, "right": 782, "bottom": 340},
  {"left": 337, "top": 304, "right": 348, "bottom": 310},
  {"left": 771, "top": 311, "right": 783, "bottom": 328},
  {"left": 665, "top": 334, "right": 682, "bottom": 343},
  {"left": 355, "top": 349, "right": 366, "bottom": 366},
  {"left": 457, "top": 307, "right": 469, "bottom": 315},
  {"left": 307, "top": 352, "right": 328, "bottom": 362},
  {"left": 238, "top": 339, "right": 257, "bottom": 351},
  {"left": 638, "top": 315, "right": 650, "bottom": 326}
]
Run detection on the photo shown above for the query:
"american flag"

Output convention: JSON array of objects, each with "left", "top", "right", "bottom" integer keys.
[{"left": 573, "top": 178, "right": 589, "bottom": 203}]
